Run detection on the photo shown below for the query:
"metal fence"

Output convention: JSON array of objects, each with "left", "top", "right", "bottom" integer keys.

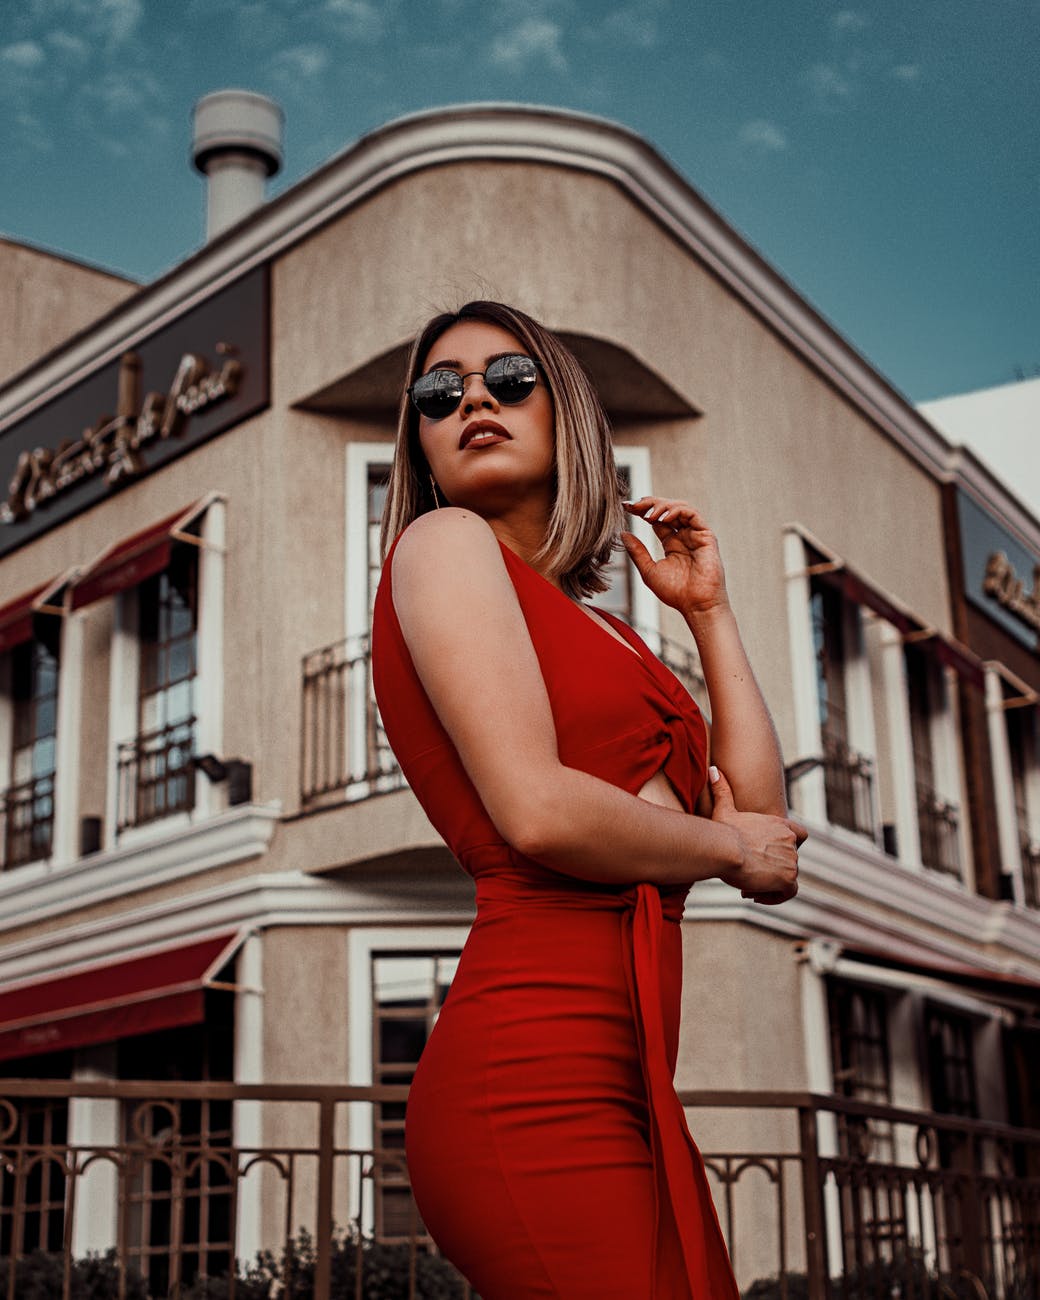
[
  {"left": 299, "top": 628, "right": 708, "bottom": 811},
  {"left": 0, "top": 1081, "right": 1036, "bottom": 1299}
]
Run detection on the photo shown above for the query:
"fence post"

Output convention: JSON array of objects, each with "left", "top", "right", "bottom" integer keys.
[
  {"left": 799, "top": 1104, "right": 829, "bottom": 1300},
  {"left": 315, "top": 1097, "right": 336, "bottom": 1300}
]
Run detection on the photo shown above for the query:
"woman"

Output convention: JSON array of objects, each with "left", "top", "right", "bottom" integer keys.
[{"left": 372, "top": 301, "right": 805, "bottom": 1299}]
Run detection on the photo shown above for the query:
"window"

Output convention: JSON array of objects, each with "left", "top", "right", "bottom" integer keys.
[
  {"left": 906, "top": 646, "right": 960, "bottom": 877},
  {"left": 925, "top": 1006, "right": 978, "bottom": 1122},
  {"left": 118, "top": 994, "right": 234, "bottom": 1296},
  {"left": 826, "top": 981, "right": 904, "bottom": 1253},
  {"left": 810, "top": 574, "right": 876, "bottom": 837},
  {"left": 117, "top": 548, "right": 198, "bottom": 833},
  {"left": 371, "top": 950, "right": 459, "bottom": 1241},
  {"left": 3, "top": 624, "right": 59, "bottom": 869},
  {"left": 0, "top": 1050, "right": 71, "bottom": 1261},
  {"left": 1006, "top": 703, "right": 1040, "bottom": 908}
]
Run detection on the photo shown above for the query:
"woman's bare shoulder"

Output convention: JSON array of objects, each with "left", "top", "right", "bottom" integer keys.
[{"left": 392, "top": 508, "right": 500, "bottom": 587}]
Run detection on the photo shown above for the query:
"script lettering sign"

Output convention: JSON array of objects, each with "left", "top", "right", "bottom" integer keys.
[
  {"left": 958, "top": 488, "right": 1040, "bottom": 652},
  {"left": 0, "top": 265, "right": 268, "bottom": 559}
]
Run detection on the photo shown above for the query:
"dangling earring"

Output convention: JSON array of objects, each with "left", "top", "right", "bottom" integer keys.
[{"left": 429, "top": 473, "right": 443, "bottom": 509}]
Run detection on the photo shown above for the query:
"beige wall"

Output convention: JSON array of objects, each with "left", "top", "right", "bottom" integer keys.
[
  {"left": 272, "top": 160, "right": 949, "bottom": 770},
  {"left": 0, "top": 239, "right": 136, "bottom": 388}
]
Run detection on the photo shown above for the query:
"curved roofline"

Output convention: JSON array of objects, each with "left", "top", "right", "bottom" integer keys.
[{"left": 0, "top": 102, "right": 953, "bottom": 484}]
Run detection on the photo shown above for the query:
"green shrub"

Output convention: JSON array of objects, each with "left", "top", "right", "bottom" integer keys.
[
  {"left": 3, "top": 1249, "right": 149, "bottom": 1300},
  {"left": 182, "top": 1227, "right": 469, "bottom": 1300}
]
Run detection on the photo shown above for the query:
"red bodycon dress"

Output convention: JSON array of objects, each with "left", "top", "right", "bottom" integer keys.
[{"left": 371, "top": 531, "right": 739, "bottom": 1300}]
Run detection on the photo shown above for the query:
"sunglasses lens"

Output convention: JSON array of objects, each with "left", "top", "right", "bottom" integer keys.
[
  {"left": 486, "top": 355, "right": 539, "bottom": 404},
  {"left": 411, "top": 370, "right": 464, "bottom": 419}
]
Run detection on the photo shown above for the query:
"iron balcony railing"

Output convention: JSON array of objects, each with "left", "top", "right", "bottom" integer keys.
[
  {"left": 0, "top": 1081, "right": 1036, "bottom": 1300},
  {"left": 116, "top": 718, "right": 196, "bottom": 834},
  {"left": 917, "top": 781, "right": 961, "bottom": 878},
  {"left": 0, "top": 772, "right": 54, "bottom": 870},
  {"left": 821, "top": 730, "right": 877, "bottom": 838},
  {"left": 300, "top": 627, "right": 707, "bottom": 809},
  {"left": 1019, "top": 831, "right": 1040, "bottom": 910}
]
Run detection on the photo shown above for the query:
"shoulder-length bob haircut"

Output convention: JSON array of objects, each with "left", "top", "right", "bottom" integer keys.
[{"left": 379, "top": 301, "right": 626, "bottom": 601}]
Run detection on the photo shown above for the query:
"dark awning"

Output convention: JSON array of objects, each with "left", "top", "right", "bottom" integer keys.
[
  {"left": 0, "top": 572, "right": 73, "bottom": 653},
  {"left": 68, "top": 496, "right": 214, "bottom": 611},
  {"left": 0, "top": 932, "right": 244, "bottom": 1062},
  {"left": 808, "top": 558, "right": 986, "bottom": 688},
  {"left": 838, "top": 938, "right": 1040, "bottom": 1005}
]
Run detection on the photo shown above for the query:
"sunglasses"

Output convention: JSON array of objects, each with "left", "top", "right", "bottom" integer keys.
[{"left": 408, "top": 353, "right": 542, "bottom": 421}]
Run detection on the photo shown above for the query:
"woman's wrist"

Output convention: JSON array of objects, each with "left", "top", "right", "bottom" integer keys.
[{"left": 682, "top": 599, "right": 735, "bottom": 640}]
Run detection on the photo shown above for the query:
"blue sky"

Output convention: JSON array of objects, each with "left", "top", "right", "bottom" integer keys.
[{"left": 1, "top": 0, "right": 1036, "bottom": 402}]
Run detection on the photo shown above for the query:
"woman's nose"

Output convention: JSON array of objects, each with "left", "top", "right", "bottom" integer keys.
[{"left": 460, "top": 373, "right": 498, "bottom": 416}]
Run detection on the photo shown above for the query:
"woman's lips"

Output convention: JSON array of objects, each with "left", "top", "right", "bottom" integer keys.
[{"left": 460, "top": 420, "right": 511, "bottom": 450}]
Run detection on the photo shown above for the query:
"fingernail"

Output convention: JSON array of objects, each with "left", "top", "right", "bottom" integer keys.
[
  {"left": 709, "top": 765, "right": 720, "bottom": 783},
  {"left": 643, "top": 508, "right": 655, "bottom": 519}
]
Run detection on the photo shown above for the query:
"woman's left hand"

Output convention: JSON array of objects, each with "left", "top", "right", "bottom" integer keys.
[{"left": 621, "top": 497, "right": 729, "bottom": 616}]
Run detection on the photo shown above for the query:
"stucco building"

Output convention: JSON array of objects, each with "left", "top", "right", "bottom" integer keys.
[{"left": 0, "top": 102, "right": 1036, "bottom": 1293}]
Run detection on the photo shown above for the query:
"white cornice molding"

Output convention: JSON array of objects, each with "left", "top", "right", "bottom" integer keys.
[
  {"left": 685, "top": 820, "right": 1040, "bottom": 978},
  {"left": 0, "top": 803, "right": 282, "bottom": 934},
  {"left": 0, "top": 867, "right": 476, "bottom": 986},
  {"left": 0, "top": 103, "right": 952, "bottom": 487}
]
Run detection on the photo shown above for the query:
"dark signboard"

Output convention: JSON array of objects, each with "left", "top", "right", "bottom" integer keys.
[
  {"left": 0, "top": 266, "right": 268, "bottom": 560},
  {"left": 958, "top": 487, "right": 1040, "bottom": 653}
]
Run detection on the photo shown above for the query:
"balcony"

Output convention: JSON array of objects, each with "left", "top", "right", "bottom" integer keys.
[
  {"left": 822, "top": 730, "right": 876, "bottom": 838},
  {"left": 0, "top": 772, "right": 54, "bottom": 870},
  {"left": 300, "top": 628, "right": 706, "bottom": 810},
  {"left": 0, "top": 1082, "right": 1036, "bottom": 1298},
  {"left": 917, "top": 781, "right": 961, "bottom": 878},
  {"left": 116, "top": 718, "right": 196, "bottom": 834}
]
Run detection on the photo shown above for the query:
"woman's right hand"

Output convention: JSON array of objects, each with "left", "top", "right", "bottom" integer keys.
[{"left": 709, "top": 767, "right": 804, "bottom": 904}]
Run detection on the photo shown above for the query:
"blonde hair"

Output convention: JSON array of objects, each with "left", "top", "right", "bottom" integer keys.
[{"left": 379, "top": 301, "right": 625, "bottom": 600}]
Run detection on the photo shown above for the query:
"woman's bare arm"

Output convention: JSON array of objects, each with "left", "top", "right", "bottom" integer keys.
[
  {"left": 622, "top": 497, "right": 788, "bottom": 817},
  {"left": 392, "top": 508, "right": 800, "bottom": 895}
]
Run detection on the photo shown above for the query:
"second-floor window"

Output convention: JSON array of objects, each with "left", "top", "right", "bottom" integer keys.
[
  {"left": 811, "top": 575, "right": 876, "bottom": 838},
  {"left": 906, "top": 646, "right": 960, "bottom": 877},
  {"left": 118, "top": 548, "right": 198, "bottom": 832},
  {"left": 1006, "top": 702, "right": 1040, "bottom": 908},
  {"left": 5, "top": 627, "right": 59, "bottom": 869}
]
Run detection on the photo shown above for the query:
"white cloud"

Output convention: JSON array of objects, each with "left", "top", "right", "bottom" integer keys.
[
  {"left": 96, "top": 0, "right": 141, "bottom": 42},
  {"left": 1, "top": 40, "right": 46, "bottom": 68},
  {"left": 489, "top": 17, "right": 567, "bottom": 72},
  {"left": 738, "top": 119, "right": 788, "bottom": 152},
  {"left": 46, "top": 29, "right": 89, "bottom": 59},
  {"left": 832, "top": 9, "right": 868, "bottom": 33},
  {"left": 604, "top": 7, "right": 659, "bottom": 49},
  {"left": 270, "top": 43, "right": 329, "bottom": 79},
  {"left": 83, "top": 67, "right": 161, "bottom": 115},
  {"left": 891, "top": 62, "right": 921, "bottom": 82},
  {"left": 804, "top": 61, "right": 854, "bottom": 103},
  {"left": 14, "top": 109, "right": 53, "bottom": 150},
  {"left": 325, "top": 0, "right": 387, "bottom": 42}
]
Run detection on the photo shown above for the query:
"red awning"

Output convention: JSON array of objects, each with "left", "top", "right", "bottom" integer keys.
[
  {"left": 838, "top": 939, "right": 1040, "bottom": 1003},
  {"left": 69, "top": 497, "right": 212, "bottom": 611},
  {"left": 0, "top": 932, "right": 243, "bottom": 1063},
  {"left": 0, "top": 583, "right": 52, "bottom": 654},
  {"left": 0, "top": 572, "right": 72, "bottom": 654}
]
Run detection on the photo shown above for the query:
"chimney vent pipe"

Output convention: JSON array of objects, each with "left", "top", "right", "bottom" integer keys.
[{"left": 192, "top": 90, "right": 283, "bottom": 240}]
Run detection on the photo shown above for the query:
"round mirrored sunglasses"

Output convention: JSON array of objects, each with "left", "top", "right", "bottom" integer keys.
[{"left": 408, "top": 353, "right": 542, "bottom": 421}]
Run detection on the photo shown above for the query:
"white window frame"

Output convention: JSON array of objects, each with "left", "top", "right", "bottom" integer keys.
[
  {"left": 904, "top": 641, "right": 971, "bottom": 886},
  {"left": 104, "top": 498, "right": 227, "bottom": 852},
  {"left": 0, "top": 615, "right": 72, "bottom": 874},
  {"left": 987, "top": 663, "right": 1040, "bottom": 908},
  {"left": 784, "top": 526, "right": 882, "bottom": 845},
  {"left": 345, "top": 924, "right": 470, "bottom": 1237}
]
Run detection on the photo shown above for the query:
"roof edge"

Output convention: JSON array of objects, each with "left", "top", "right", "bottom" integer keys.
[{"left": 0, "top": 103, "right": 957, "bottom": 489}]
